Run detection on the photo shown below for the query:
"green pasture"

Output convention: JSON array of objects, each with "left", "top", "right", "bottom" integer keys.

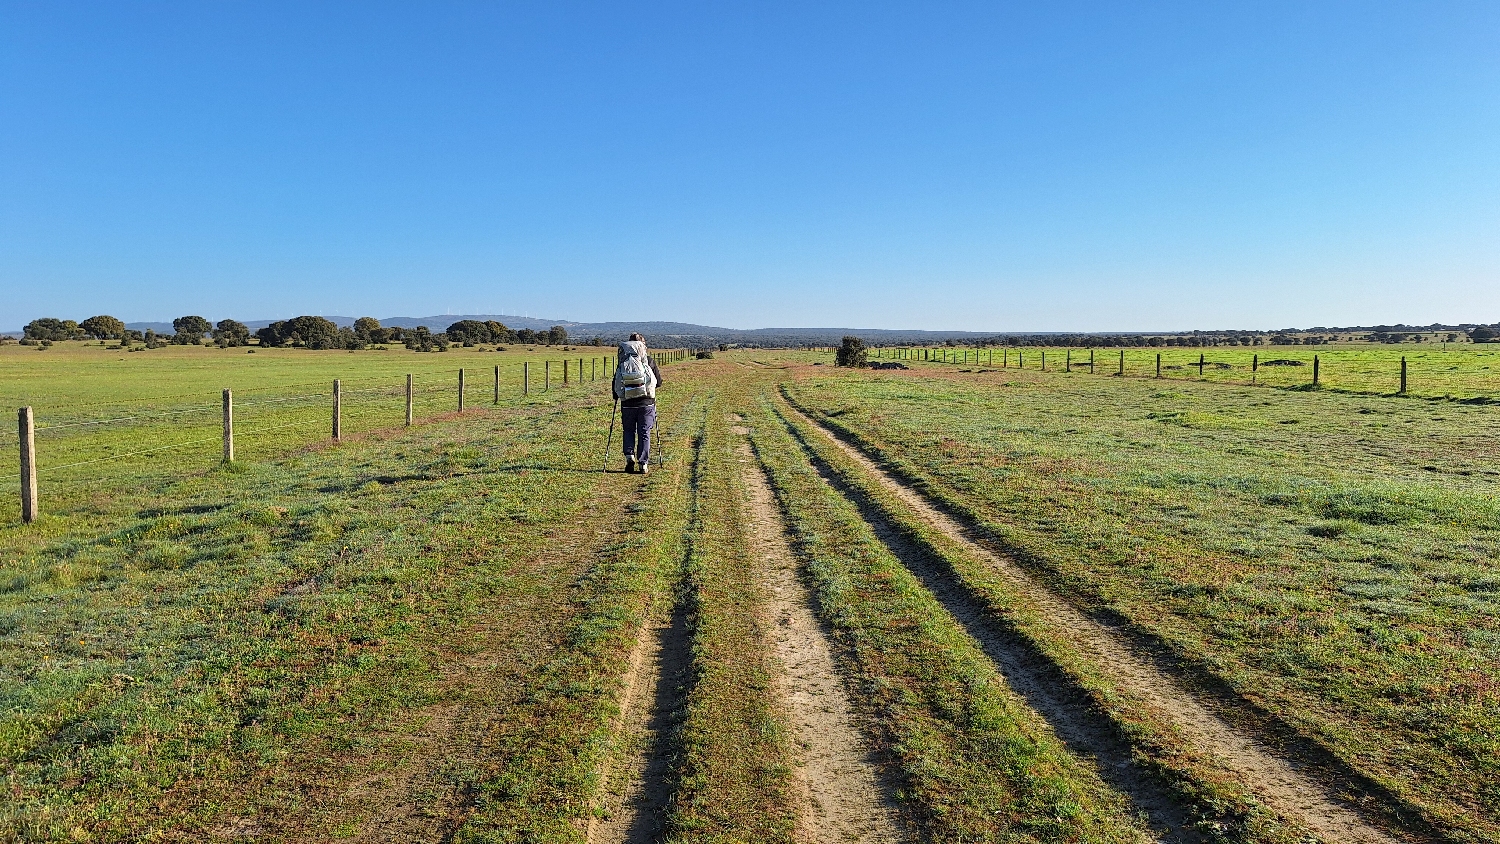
[
  {"left": 878, "top": 344, "right": 1500, "bottom": 399},
  {"left": 0, "top": 342, "right": 644, "bottom": 529},
  {"left": 0, "top": 340, "right": 633, "bottom": 409},
  {"left": 788, "top": 364, "right": 1500, "bottom": 841}
]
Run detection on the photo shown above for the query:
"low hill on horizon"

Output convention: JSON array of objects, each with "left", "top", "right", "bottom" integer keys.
[{"left": 6, "top": 313, "right": 1493, "bottom": 346}]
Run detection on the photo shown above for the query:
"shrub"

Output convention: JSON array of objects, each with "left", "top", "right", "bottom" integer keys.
[
  {"left": 697, "top": 350, "right": 714, "bottom": 359},
  {"left": 404, "top": 326, "right": 448, "bottom": 352},
  {"left": 835, "top": 335, "right": 868, "bottom": 368}
]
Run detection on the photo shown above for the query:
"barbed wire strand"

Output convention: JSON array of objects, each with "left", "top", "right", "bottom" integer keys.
[
  {"left": 35, "top": 405, "right": 221, "bottom": 431},
  {"left": 39, "top": 433, "right": 227, "bottom": 474},
  {"left": 8, "top": 360, "right": 613, "bottom": 412},
  {"left": 5, "top": 375, "right": 603, "bottom": 452}
]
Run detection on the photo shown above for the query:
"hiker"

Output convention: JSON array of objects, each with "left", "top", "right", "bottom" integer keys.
[{"left": 613, "top": 333, "right": 663, "bottom": 474}]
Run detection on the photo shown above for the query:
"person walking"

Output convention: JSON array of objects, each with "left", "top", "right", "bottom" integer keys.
[{"left": 613, "top": 333, "right": 663, "bottom": 474}]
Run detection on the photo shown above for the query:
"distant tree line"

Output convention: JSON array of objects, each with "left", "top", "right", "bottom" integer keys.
[
  {"left": 14, "top": 315, "right": 575, "bottom": 352},
  {"left": 256, "top": 317, "right": 570, "bottom": 351}
]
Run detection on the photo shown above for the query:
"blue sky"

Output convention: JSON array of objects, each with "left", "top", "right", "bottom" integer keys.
[{"left": 2, "top": 2, "right": 1496, "bottom": 331}]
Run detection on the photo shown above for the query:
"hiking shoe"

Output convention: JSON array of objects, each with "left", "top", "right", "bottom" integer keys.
[
  {"left": 640, "top": 461, "right": 650, "bottom": 475},
  {"left": 624, "top": 459, "right": 636, "bottom": 474}
]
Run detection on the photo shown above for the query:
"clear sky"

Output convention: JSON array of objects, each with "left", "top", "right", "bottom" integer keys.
[{"left": 2, "top": 2, "right": 1497, "bottom": 332}]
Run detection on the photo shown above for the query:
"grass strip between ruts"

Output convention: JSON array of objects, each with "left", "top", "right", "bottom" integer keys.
[{"left": 746, "top": 391, "right": 1153, "bottom": 843}]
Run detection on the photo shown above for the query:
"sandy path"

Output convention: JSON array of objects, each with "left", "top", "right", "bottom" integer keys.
[
  {"left": 732, "top": 418, "right": 905, "bottom": 844},
  {"left": 789, "top": 401, "right": 1403, "bottom": 844}
]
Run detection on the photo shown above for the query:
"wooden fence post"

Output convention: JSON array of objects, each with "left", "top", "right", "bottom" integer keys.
[
  {"left": 494, "top": 365, "right": 500, "bottom": 404},
  {"left": 222, "top": 389, "right": 234, "bottom": 462},
  {"left": 18, "top": 407, "right": 37, "bottom": 524},
  {"left": 1090, "top": 349, "right": 1095, "bottom": 371},
  {"left": 1400, "top": 356, "right": 1408, "bottom": 394},
  {"left": 1066, "top": 349, "right": 1072, "bottom": 372},
  {"left": 1313, "top": 355, "right": 1320, "bottom": 386},
  {"left": 1252, "top": 354, "right": 1258, "bottom": 385},
  {"left": 332, "top": 380, "right": 341, "bottom": 440},
  {"left": 1198, "top": 353, "right": 1205, "bottom": 376},
  {"left": 458, "top": 368, "right": 465, "bottom": 412},
  {"left": 1118, "top": 349, "right": 1124, "bottom": 376},
  {"left": 406, "top": 374, "right": 414, "bottom": 425},
  {"left": 524, "top": 362, "right": 530, "bottom": 396},
  {"left": 1042, "top": 351, "right": 1047, "bottom": 371},
  {"left": 1156, "top": 353, "right": 1162, "bottom": 378},
  {"left": 545, "top": 361, "right": 550, "bottom": 391}
]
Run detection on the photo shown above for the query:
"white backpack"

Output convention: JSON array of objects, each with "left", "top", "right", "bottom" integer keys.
[{"left": 615, "top": 343, "right": 657, "bottom": 400}]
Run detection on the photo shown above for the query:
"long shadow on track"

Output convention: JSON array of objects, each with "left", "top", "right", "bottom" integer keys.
[{"left": 597, "top": 596, "right": 694, "bottom": 844}]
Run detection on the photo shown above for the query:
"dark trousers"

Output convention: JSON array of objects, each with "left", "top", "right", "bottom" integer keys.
[{"left": 621, "top": 404, "right": 656, "bottom": 464}]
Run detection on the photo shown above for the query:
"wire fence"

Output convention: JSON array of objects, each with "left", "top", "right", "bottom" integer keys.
[
  {"left": 873, "top": 346, "right": 1500, "bottom": 400},
  {"left": 8, "top": 349, "right": 693, "bottom": 524}
]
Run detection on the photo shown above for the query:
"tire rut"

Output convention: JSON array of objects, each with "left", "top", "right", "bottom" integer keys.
[
  {"left": 590, "top": 402, "right": 705, "bottom": 844},
  {"left": 786, "top": 401, "right": 1404, "bottom": 844},
  {"left": 733, "top": 417, "right": 905, "bottom": 844},
  {"left": 587, "top": 597, "right": 693, "bottom": 844}
]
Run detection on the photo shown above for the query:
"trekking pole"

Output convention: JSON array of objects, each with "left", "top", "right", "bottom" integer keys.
[{"left": 602, "top": 399, "right": 619, "bottom": 472}]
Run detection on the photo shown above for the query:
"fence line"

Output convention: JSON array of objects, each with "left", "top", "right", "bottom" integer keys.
[
  {"left": 35, "top": 405, "right": 222, "bottom": 431},
  {"left": 5, "top": 350, "right": 652, "bottom": 413},
  {"left": 873, "top": 346, "right": 1471, "bottom": 397},
  {"left": 38, "top": 433, "right": 230, "bottom": 474},
  {"left": 11, "top": 350, "right": 689, "bottom": 523}
]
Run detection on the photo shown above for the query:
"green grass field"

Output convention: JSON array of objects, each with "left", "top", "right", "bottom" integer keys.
[
  {"left": 0, "top": 342, "right": 656, "bottom": 530},
  {"left": 2, "top": 346, "right": 1494, "bottom": 843}
]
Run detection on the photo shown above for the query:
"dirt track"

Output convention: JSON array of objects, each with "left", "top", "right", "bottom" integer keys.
[
  {"left": 734, "top": 418, "right": 905, "bottom": 844},
  {"left": 788, "top": 401, "right": 1404, "bottom": 844}
]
